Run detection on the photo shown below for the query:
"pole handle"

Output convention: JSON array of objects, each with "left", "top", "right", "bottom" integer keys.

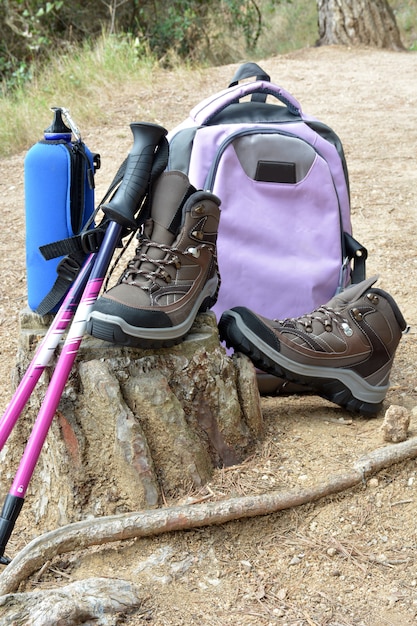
[
  {"left": 0, "top": 495, "right": 24, "bottom": 564},
  {"left": 102, "top": 122, "right": 168, "bottom": 229}
]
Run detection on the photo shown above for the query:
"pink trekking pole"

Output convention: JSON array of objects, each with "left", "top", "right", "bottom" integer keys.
[{"left": 0, "top": 254, "right": 94, "bottom": 452}]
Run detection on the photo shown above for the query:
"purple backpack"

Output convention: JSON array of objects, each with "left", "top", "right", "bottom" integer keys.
[{"left": 167, "top": 63, "right": 367, "bottom": 321}]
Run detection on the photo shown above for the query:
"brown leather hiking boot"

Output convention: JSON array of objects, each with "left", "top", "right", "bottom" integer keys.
[
  {"left": 87, "top": 171, "right": 221, "bottom": 347},
  {"left": 218, "top": 277, "right": 408, "bottom": 416}
]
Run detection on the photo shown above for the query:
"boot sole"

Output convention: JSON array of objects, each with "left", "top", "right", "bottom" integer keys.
[
  {"left": 219, "top": 310, "right": 386, "bottom": 416},
  {"left": 86, "top": 278, "right": 218, "bottom": 349}
]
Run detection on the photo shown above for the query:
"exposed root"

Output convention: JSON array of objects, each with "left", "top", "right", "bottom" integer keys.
[
  {"left": 1, "top": 435, "right": 417, "bottom": 597},
  {"left": 0, "top": 577, "right": 144, "bottom": 626}
]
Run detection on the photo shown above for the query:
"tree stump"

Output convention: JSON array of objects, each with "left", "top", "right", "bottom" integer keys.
[{"left": 0, "top": 310, "right": 263, "bottom": 534}]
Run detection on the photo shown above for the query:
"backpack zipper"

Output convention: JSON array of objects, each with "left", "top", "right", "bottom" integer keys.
[
  {"left": 204, "top": 126, "right": 344, "bottom": 233},
  {"left": 204, "top": 126, "right": 337, "bottom": 191}
]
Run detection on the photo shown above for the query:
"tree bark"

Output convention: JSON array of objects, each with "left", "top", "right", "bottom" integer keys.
[{"left": 316, "top": 0, "right": 404, "bottom": 50}]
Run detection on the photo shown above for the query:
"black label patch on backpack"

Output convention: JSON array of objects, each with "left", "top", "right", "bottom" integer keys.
[{"left": 255, "top": 160, "right": 296, "bottom": 184}]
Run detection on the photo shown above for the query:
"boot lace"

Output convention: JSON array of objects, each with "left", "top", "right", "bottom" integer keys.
[
  {"left": 278, "top": 306, "right": 353, "bottom": 336},
  {"left": 120, "top": 236, "right": 216, "bottom": 290}
]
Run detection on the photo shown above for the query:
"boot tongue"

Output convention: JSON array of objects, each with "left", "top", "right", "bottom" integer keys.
[
  {"left": 149, "top": 171, "right": 194, "bottom": 245},
  {"left": 125, "top": 171, "right": 195, "bottom": 286},
  {"left": 326, "top": 275, "right": 379, "bottom": 311}
]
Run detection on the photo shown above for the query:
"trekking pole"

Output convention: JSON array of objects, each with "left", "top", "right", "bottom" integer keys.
[
  {"left": 0, "top": 122, "right": 168, "bottom": 565},
  {"left": 0, "top": 254, "right": 94, "bottom": 453}
]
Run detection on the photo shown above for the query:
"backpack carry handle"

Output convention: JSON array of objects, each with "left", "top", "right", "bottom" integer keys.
[
  {"left": 191, "top": 80, "right": 302, "bottom": 125},
  {"left": 228, "top": 62, "right": 271, "bottom": 103},
  {"left": 228, "top": 62, "right": 271, "bottom": 86}
]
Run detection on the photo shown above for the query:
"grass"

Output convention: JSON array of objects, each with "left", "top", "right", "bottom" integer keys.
[
  {"left": 0, "top": 0, "right": 415, "bottom": 158},
  {"left": 0, "top": 34, "right": 157, "bottom": 157}
]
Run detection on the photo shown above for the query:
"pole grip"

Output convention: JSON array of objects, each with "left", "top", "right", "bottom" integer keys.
[
  {"left": 102, "top": 122, "right": 167, "bottom": 229},
  {"left": 0, "top": 494, "right": 24, "bottom": 565}
]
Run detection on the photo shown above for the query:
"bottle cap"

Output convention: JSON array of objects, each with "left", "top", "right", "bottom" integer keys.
[{"left": 44, "top": 107, "right": 72, "bottom": 140}]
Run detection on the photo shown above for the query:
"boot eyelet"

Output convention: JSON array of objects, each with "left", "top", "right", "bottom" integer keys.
[
  {"left": 194, "top": 204, "right": 205, "bottom": 214},
  {"left": 367, "top": 293, "right": 379, "bottom": 305},
  {"left": 192, "top": 230, "right": 204, "bottom": 240},
  {"left": 352, "top": 307, "right": 363, "bottom": 321},
  {"left": 341, "top": 322, "right": 353, "bottom": 336},
  {"left": 160, "top": 270, "right": 171, "bottom": 283},
  {"left": 187, "top": 247, "right": 201, "bottom": 258}
]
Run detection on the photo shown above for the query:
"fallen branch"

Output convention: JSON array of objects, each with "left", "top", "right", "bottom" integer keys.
[{"left": 1, "top": 436, "right": 417, "bottom": 596}]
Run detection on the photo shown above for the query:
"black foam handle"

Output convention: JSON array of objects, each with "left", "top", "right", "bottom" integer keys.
[
  {"left": 0, "top": 494, "right": 24, "bottom": 565},
  {"left": 102, "top": 122, "right": 168, "bottom": 229}
]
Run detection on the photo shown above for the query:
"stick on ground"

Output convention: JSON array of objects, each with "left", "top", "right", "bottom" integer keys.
[{"left": 1, "top": 435, "right": 417, "bottom": 596}]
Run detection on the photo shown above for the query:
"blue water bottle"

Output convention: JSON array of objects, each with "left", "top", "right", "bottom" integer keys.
[{"left": 24, "top": 107, "right": 98, "bottom": 313}]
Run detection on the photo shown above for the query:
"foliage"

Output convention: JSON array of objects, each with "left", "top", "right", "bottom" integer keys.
[
  {"left": 133, "top": 1, "right": 210, "bottom": 60},
  {"left": 220, "top": 0, "right": 263, "bottom": 50},
  {"left": 0, "top": 0, "right": 285, "bottom": 91},
  {"left": 1, "top": 0, "right": 414, "bottom": 94},
  {"left": 1, "top": 1, "right": 65, "bottom": 90}
]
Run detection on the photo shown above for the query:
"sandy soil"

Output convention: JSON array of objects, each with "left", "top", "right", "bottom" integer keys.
[{"left": 0, "top": 46, "right": 416, "bottom": 625}]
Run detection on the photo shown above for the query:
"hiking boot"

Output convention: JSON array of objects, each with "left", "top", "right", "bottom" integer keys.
[
  {"left": 87, "top": 171, "right": 221, "bottom": 348},
  {"left": 218, "top": 277, "right": 407, "bottom": 416}
]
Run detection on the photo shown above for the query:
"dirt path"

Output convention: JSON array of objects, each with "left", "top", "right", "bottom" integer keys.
[{"left": 0, "top": 46, "right": 416, "bottom": 625}]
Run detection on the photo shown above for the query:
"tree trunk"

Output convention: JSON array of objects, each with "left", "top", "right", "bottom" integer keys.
[{"left": 316, "top": 0, "right": 404, "bottom": 50}]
